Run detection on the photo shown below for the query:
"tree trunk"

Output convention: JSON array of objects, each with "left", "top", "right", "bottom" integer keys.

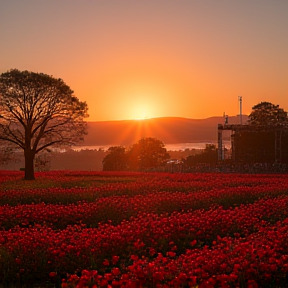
[{"left": 24, "top": 149, "right": 35, "bottom": 180}]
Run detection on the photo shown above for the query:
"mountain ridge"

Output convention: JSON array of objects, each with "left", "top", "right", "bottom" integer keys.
[{"left": 83, "top": 115, "right": 248, "bottom": 146}]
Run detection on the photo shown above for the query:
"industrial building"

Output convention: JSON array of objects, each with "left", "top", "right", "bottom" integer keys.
[{"left": 218, "top": 123, "right": 288, "bottom": 164}]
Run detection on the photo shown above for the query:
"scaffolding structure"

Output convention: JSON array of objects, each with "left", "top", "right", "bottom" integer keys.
[{"left": 218, "top": 124, "right": 288, "bottom": 164}]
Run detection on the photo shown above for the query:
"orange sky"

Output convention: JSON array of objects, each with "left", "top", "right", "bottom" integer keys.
[{"left": 1, "top": 1, "right": 287, "bottom": 121}]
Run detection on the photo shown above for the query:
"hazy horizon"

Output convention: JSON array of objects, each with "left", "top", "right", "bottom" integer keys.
[
  {"left": 85, "top": 114, "right": 248, "bottom": 122},
  {"left": 1, "top": 1, "right": 287, "bottom": 121}
]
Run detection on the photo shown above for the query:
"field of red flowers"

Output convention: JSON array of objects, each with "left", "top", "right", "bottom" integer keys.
[{"left": 1, "top": 170, "right": 288, "bottom": 288}]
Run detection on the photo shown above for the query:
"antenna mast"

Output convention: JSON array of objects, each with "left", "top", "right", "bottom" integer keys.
[{"left": 238, "top": 96, "right": 242, "bottom": 125}]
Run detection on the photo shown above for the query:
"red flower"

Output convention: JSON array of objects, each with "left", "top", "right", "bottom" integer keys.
[
  {"left": 247, "top": 280, "right": 259, "bottom": 288},
  {"left": 191, "top": 239, "right": 197, "bottom": 246},
  {"left": 166, "top": 251, "right": 176, "bottom": 257},
  {"left": 112, "top": 255, "right": 120, "bottom": 264},
  {"left": 103, "top": 259, "right": 110, "bottom": 266},
  {"left": 112, "top": 267, "right": 121, "bottom": 276},
  {"left": 49, "top": 272, "right": 57, "bottom": 278}
]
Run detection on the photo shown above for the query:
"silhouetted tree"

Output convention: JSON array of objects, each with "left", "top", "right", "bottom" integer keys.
[
  {"left": 248, "top": 102, "right": 288, "bottom": 126},
  {"left": 102, "top": 138, "right": 170, "bottom": 171},
  {"left": 0, "top": 69, "right": 88, "bottom": 179},
  {"left": 184, "top": 144, "right": 218, "bottom": 167},
  {"left": 102, "top": 146, "right": 127, "bottom": 171},
  {"left": 127, "top": 137, "right": 170, "bottom": 171}
]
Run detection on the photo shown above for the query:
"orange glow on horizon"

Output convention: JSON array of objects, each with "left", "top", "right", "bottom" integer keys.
[
  {"left": 2, "top": 1, "right": 287, "bottom": 122},
  {"left": 112, "top": 118, "right": 179, "bottom": 146}
]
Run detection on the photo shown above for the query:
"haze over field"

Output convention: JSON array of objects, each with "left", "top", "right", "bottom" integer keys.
[
  {"left": 83, "top": 115, "right": 248, "bottom": 146},
  {"left": 1, "top": 1, "right": 287, "bottom": 121}
]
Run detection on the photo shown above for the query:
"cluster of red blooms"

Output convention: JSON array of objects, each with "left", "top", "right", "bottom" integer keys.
[{"left": 1, "top": 170, "right": 288, "bottom": 287}]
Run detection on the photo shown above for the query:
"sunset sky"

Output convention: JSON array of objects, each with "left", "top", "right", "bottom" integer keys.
[{"left": 1, "top": 0, "right": 287, "bottom": 121}]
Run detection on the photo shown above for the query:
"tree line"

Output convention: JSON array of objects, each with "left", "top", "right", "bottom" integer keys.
[
  {"left": 101, "top": 102, "right": 288, "bottom": 171},
  {"left": 102, "top": 137, "right": 170, "bottom": 171},
  {"left": 1, "top": 68, "right": 288, "bottom": 178},
  {"left": 102, "top": 138, "right": 218, "bottom": 171}
]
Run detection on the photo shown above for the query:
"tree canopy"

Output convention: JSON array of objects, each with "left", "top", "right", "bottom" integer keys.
[
  {"left": 184, "top": 144, "right": 218, "bottom": 167},
  {"left": 0, "top": 69, "right": 88, "bottom": 179},
  {"left": 248, "top": 101, "right": 288, "bottom": 126},
  {"left": 128, "top": 137, "right": 170, "bottom": 171},
  {"left": 102, "top": 146, "right": 127, "bottom": 171},
  {"left": 102, "top": 137, "right": 170, "bottom": 171}
]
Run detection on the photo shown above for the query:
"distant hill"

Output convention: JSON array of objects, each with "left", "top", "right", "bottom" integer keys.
[{"left": 82, "top": 115, "right": 248, "bottom": 146}]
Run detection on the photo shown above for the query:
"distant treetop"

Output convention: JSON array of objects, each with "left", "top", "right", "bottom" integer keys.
[{"left": 248, "top": 101, "right": 288, "bottom": 126}]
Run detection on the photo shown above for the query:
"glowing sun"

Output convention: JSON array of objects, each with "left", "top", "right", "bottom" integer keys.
[{"left": 131, "top": 103, "right": 152, "bottom": 120}]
